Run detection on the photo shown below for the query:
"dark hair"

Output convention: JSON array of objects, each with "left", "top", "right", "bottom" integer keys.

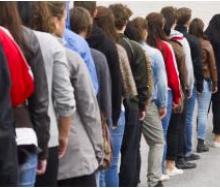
[
  {"left": 176, "top": 7, "right": 192, "bottom": 26},
  {"left": 95, "top": 6, "right": 118, "bottom": 42},
  {"left": 205, "top": 14, "right": 220, "bottom": 43},
  {"left": 146, "top": 12, "right": 167, "bottom": 47},
  {"left": 125, "top": 17, "right": 148, "bottom": 42},
  {"left": 17, "top": 2, "right": 51, "bottom": 32},
  {"left": 70, "top": 7, "right": 92, "bottom": 37},
  {"left": 74, "top": 1, "right": 96, "bottom": 16},
  {"left": 109, "top": 4, "right": 133, "bottom": 30},
  {"left": 189, "top": 18, "right": 206, "bottom": 39},
  {"left": 161, "top": 6, "right": 177, "bottom": 35}
]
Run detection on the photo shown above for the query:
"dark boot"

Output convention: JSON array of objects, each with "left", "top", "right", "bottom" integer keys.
[
  {"left": 176, "top": 157, "right": 197, "bottom": 169},
  {"left": 197, "top": 139, "right": 209, "bottom": 153},
  {"left": 154, "top": 181, "right": 164, "bottom": 187}
]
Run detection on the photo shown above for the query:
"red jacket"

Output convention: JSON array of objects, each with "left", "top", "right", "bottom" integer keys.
[
  {"left": 157, "top": 39, "right": 182, "bottom": 104},
  {"left": 0, "top": 27, "right": 34, "bottom": 107}
]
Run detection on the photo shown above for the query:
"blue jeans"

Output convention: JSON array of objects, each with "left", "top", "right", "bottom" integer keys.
[
  {"left": 18, "top": 151, "right": 37, "bottom": 187},
  {"left": 161, "top": 90, "right": 173, "bottom": 172},
  {"left": 184, "top": 87, "right": 197, "bottom": 156},
  {"left": 197, "top": 80, "right": 212, "bottom": 140},
  {"left": 99, "top": 111, "right": 125, "bottom": 187}
]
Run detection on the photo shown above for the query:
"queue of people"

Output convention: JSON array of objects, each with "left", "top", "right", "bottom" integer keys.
[{"left": 0, "top": 1, "right": 219, "bottom": 187}]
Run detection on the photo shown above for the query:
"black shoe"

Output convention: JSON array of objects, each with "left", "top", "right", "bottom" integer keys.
[
  {"left": 197, "top": 139, "right": 209, "bottom": 153},
  {"left": 154, "top": 181, "right": 164, "bottom": 187},
  {"left": 185, "top": 153, "right": 200, "bottom": 161},
  {"left": 176, "top": 158, "right": 197, "bottom": 169}
]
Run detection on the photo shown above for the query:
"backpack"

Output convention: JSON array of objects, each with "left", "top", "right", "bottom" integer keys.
[{"left": 0, "top": 27, "right": 34, "bottom": 107}]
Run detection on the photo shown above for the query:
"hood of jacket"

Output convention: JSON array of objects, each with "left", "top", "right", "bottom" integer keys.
[{"left": 169, "top": 29, "right": 184, "bottom": 40}]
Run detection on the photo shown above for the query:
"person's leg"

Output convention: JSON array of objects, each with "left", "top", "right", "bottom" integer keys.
[
  {"left": 212, "top": 92, "right": 220, "bottom": 142},
  {"left": 119, "top": 99, "right": 141, "bottom": 187},
  {"left": 142, "top": 102, "right": 164, "bottom": 187},
  {"left": 104, "top": 111, "right": 125, "bottom": 187},
  {"left": 99, "top": 170, "right": 106, "bottom": 187},
  {"left": 161, "top": 90, "right": 173, "bottom": 173},
  {"left": 58, "top": 172, "right": 97, "bottom": 187},
  {"left": 18, "top": 149, "right": 37, "bottom": 187},
  {"left": 184, "top": 88, "right": 196, "bottom": 157},
  {"left": 35, "top": 146, "right": 58, "bottom": 187}
]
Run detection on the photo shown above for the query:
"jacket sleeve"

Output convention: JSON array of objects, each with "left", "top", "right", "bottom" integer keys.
[
  {"left": 164, "top": 43, "right": 182, "bottom": 105},
  {"left": 53, "top": 46, "right": 76, "bottom": 118},
  {"left": 23, "top": 30, "right": 50, "bottom": 160},
  {"left": 155, "top": 51, "right": 168, "bottom": 108}
]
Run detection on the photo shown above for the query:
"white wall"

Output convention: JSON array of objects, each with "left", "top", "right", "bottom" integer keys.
[{"left": 97, "top": 1, "right": 220, "bottom": 28}]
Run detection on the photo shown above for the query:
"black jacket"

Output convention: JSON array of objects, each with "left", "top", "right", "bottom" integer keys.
[
  {"left": 175, "top": 25, "right": 204, "bottom": 92},
  {"left": 87, "top": 24, "right": 122, "bottom": 126},
  {"left": 21, "top": 27, "right": 50, "bottom": 159},
  {"left": 0, "top": 43, "right": 18, "bottom": 186},
  {"left": 117, "top": 34, "right": 150, "bottom": 111}
]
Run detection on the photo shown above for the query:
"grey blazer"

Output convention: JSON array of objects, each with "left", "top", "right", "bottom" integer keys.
[{"left": 58, "top": 47, "right": 103, "bottom": 180}]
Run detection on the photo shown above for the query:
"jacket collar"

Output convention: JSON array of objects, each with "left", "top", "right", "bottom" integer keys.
[{"left": 175, "top": 25, "right": 188, "bottom": 35}]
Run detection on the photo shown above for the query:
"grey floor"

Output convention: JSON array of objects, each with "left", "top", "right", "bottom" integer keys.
[{"left": 139, "top": 105, "right": 220, "bottom": 187}]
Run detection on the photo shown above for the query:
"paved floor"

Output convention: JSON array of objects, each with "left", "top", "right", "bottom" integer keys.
[{"left": 139, "top": 105, "right": 220, "bottom": 187}]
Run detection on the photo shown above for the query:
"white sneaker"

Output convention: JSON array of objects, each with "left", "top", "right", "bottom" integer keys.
[
  {"left": 160, "top": 174, "right": 170, "bottom": 181},
  {"left": 213, "top": 142, "right": 220, "bottom": 148},
  {"left": 166, "top": 167, "right": 184, "bottom": 177}
]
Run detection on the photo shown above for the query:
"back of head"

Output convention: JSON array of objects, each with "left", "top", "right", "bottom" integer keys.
[
  {"left": 125, "top": 17, "right": 148, "bottom": 42},
  {"left": 74, "top": 1, "right": 97, "bottom": 17},
  {"left": 160, "top": 6, "right": 177, "bottom": 35},
  {"left": 206, "top": 14, "right": 220, "bottom": 43},
  {"left": 176, "top": 7, "right": 192, "bottom": 26},
  {"left": 95, "top": 6, "right": 117, "bottom": 41},
  {"left": 70, "top": 7, "right": 92, "bottom": 36},
  {"left": 109, "top": 3, "right": 133, "bottom": 30},
  {"left": 189, "top": 18, "right": 205, "bottom": 38}
]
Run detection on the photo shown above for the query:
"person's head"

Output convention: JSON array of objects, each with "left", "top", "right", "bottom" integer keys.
[
  {"left": 17, "top": 1, "right": 51, "bottom": 32},
  {"left": 46, "top": 1, "right": 67, "bottom": 37},
  {"left": 125, "top": 17, "right": 148, "bottom": 42},
  {"left": 70, "top": 7, "right": 92, "bottom": 38},
  {"left": 74, "top": 1, "right": 97, "bottom": 18},
  {"left": 0, "top": 2, "right": 24, "bottom": 47},
  {"left": 95, "top": 6, "right": 118, "bottom": 42},
  {"left": 109, "top": 3, "right": 133, "bottom": 32},
  {"left": 206, "top": 14, "right": 220, "bottom": 42},
  {"left": 176, "top": 7, "right": 192, "bottom": 27},
  {"left": 146, "top": 12, "right": 167, "bottom": 47},
  {"left": 160, "top": 6, "right": 177, "bottom": 35},
  {"left": 189, "top": 18, "right": 205, "bottom": 39}
]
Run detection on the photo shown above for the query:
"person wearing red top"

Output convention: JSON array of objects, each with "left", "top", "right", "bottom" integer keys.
[{"left": 146, "top": 12, "right": 182, "bottom": 176}]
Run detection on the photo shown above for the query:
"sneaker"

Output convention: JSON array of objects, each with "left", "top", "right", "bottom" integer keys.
[
  {"left": 213, "top": 141, "right": 220, "bottom": 148},
  {"left": 185, "top": 153, "right": 200, "bottom": 161},
  {"left": 197, "top": 143, "right": 209, "bottom": 153},
  {"left": 176, "top": 158, "right": 197, "bottom": 169},
  {"left": 160, "top": 174, "right": 170, "bottom": 182},
  {"left": 166, "top": 167, "right": 184, "bottom": 176},
  {"left": 154, "top": 181, "right": 164, "bottom": 187}
]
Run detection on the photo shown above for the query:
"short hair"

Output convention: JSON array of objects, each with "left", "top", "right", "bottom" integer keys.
[
  {"left": 125, "top": 17, "right": 148, "bottom": 42},
  {"left": 160, "top": 6, "right": 177, "bottom": 35},
  {"left": 70, "top": 7, "right": 92, "bottom": 36},
  {"left": 109, "top": 4, "right": 133, "bottom": 30},
  {"left": 177, "top": 7, "right": 192, "bottom": 25},
  {"left": 189, "top": 18, "right": 205, "bottom": 38},
  {"left": 74, "top": 1, "right": 96, "bottom": 16}
]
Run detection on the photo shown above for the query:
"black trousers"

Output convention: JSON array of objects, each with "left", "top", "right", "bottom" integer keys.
[
  {"left": 119, "top": 99, "right": 142, "bottom": 187},
  {"left": 35, "top": 146, "right": 58, "bottom": 187},
  {"left": 58, "top": 172, "right": 97, "bottom": 187},
  {"left": 166, "top": 112, "right": 183, "bottom": 161},
  {"left": 212, "top": 93, "right": 220, "bottom": 135}
]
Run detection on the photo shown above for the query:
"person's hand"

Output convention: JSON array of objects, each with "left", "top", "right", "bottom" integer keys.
[
  {"left": 159, "top": 107, "right": 167, "bottom": 120},
  {"left": 173, "top": 102, "right": 182, "bottom": 113},
  {"left": 58, "top": 136, "right": 69, "bottom": 159},
  {"left": 212, "top": 86, "right": 218, "bottom": 94},
  {"left": 139, "top": 110, "right": 146, "bottom": 121},
  {"left": 37, "top": 159, "right": 47, "bottom": 175}
]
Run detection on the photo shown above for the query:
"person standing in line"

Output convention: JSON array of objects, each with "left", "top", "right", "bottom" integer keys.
[
  {"left": 175, "top": 8, "right": 205, "bottom": 165},
  {"left": 125, "top": 17, "right": 168, "bottom": 186},
  {"left": 146, "top": 12, "right": 183, "bottom": 176},
  {"left": 189, "top": 18, "right": 218, "bottom": 151},
  {"left": 17, "top": 2, "right": 76, "bottom": 186},
  {"left": 205, "top": 14, "right": 220, "bottom": 148}
]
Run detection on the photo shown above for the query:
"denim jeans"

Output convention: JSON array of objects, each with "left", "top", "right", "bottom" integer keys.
[
  {"left": 161, "top": 90, "right": 173, "bottom": 172},
  {"left": 99, "top": 111, "right": 125, "bottom": 187},
  {"left": 184, "top": 87, "right": 196, "bottom": 156},
  {"left": 18, "top": 151, "right": 37, "bottom": 187},
  {"left": 196, "top": 80, "right": 212, "bottom": 140}
]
